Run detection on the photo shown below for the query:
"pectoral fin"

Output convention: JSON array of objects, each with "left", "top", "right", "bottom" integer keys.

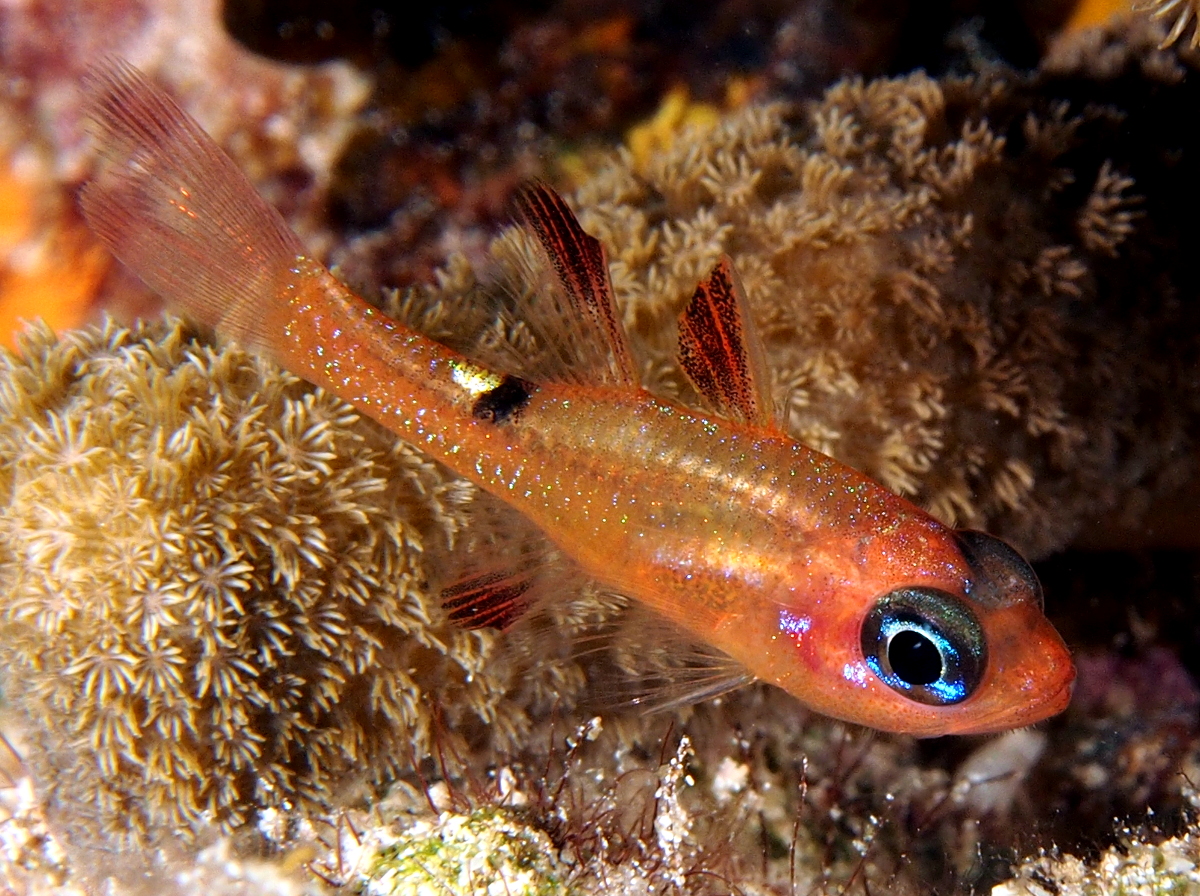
[{"left": 585, "top": 604, "right": 755, "bottom": 713}]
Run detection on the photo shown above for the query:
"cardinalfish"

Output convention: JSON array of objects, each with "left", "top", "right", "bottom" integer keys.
[{"left": 79, "top": 60, "right": 1074, "bottom": 737}]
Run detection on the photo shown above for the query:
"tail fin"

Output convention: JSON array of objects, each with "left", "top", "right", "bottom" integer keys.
[{"left": 79, "top": 58, "right": 306, "bottom": 353}]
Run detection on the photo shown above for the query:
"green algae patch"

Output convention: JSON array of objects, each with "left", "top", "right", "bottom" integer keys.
[{"left": 358, "top": 807, "right": 570, "bottom": 896}]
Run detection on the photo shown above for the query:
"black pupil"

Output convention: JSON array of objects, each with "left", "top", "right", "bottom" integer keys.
[{"left": 888, "top": 630, "right": 942, "bottom": 686}]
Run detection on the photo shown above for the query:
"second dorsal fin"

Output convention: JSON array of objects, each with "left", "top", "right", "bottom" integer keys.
[
  {"left": 677, "top": 257, "right": 777, "bottom": 429},
  {"left": 513, "top": 182, "right": 638, "bottom": 387}
]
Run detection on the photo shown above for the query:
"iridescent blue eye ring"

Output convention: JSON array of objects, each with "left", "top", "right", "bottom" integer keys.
[{"left": 861, "top": 587, "right": 987, "bottom": 706}]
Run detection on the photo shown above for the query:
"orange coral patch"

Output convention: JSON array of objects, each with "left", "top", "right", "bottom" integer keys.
[
  {"left": 576, "top": 14, "right": 634, "bottom": 54},
  {"left": 1064, "top": 0, "right": 1138, "bottom": 31},
  {"left": 0, "top": 160, "right": 110, "bottom": 347},
  {"left": 0, "top": 159, "right": 34, "bottom": 249}
]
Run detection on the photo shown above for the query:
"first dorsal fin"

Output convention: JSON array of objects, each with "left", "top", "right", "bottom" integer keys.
[
  {"left": 512, "top": 182, "right": 638, "bottom": 387},
  {"left": 677, "top": 257, "right": 777, "bottom": 429}
]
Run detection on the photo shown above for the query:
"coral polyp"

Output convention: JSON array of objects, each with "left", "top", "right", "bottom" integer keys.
[
  {"left": 1139, "top": 0, "right": 1200, "bottom": 48},
  {"left": 0, "top": 319, "right": 566, "bottom": 850}
]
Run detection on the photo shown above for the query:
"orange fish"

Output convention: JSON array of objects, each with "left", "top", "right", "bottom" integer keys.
[{"left": 80, "top": 60, "right": 1074, "bottom": 736}]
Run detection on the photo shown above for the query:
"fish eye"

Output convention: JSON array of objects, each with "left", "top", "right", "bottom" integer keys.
[{"left": 860, "top": 588, "right": 987, "bottom": 706}]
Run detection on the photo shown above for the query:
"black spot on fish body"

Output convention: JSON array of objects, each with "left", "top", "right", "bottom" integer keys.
[{"left": 472, "top": 375, "right": 534, "bottom": 423}]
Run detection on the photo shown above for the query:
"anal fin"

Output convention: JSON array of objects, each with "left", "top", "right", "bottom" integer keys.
[
  {"left": 437, "top": 489, "right": 569, "bottom": 632},
  {"left": 442, "top": 569, "right": 535, "bottom": 631},
  {"left": 677, "top": 257, "right": 777, "bottom": 430}
]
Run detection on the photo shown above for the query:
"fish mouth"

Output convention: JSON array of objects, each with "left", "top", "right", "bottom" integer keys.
[
  {"left": 925, "top": 660, "right": 1077, "bottom": 737},
  {"left": 1049, "top": 673, "right": 1077, "bottom": 712},
  {"left": 962, "top": 670, "right": 1077, "bottom": 736},
  {"left": 1032, "top": 652, "right": 1078, "bottom": 718}
]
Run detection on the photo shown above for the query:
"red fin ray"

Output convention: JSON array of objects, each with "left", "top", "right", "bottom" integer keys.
[
  {"left": 510, "top": 182, "right": 639, "bottom": 387},
  {"left": 442, "top": 570, "right": 535, "bottom": 631},
  {"left": 437, "top": 490, "right": 571, "bottom": 632},
  {"left": 80, "top": 58, "right": 305, "bottom": 355},
  {"left": 677, "top": 257, "right": 778, "bottom": 429}
]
